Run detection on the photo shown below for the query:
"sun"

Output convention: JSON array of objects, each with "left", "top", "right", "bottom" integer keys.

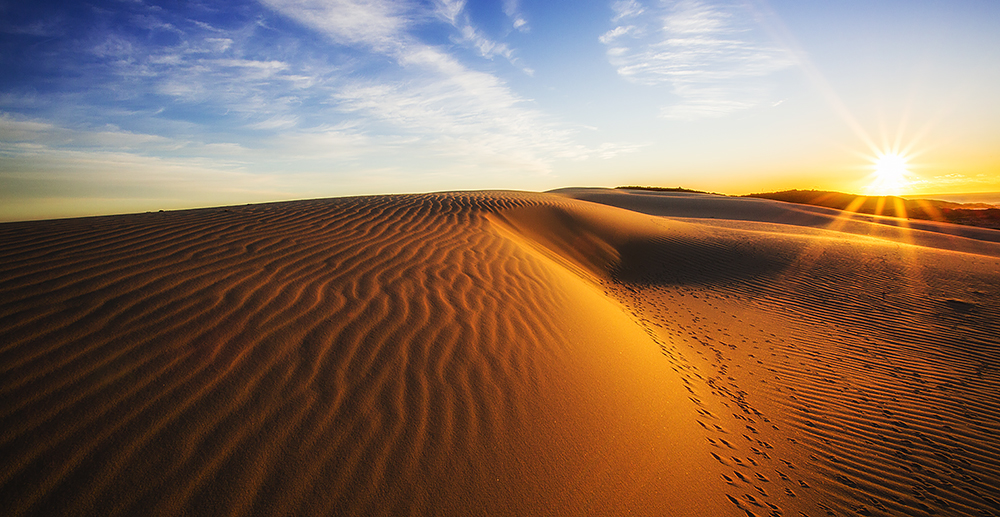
[{"left": 866, "top": 152, "right": 912, "bottom": 196}]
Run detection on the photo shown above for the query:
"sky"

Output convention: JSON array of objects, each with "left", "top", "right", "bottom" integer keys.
[{"left": 1, "top": 0, "right": 999, "bottom": 221}]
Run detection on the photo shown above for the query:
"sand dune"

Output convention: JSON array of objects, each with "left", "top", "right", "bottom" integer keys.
[
  {"left": 554, "top": 187, "right": 1000, "bottom": 251},
  {"left": 2, "top": 189, "right": 999, "bottom": 516}
]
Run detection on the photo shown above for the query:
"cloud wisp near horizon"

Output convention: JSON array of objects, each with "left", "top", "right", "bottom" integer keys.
[{"left": 1, "top": 0, "right": 998, "bottom": 220}]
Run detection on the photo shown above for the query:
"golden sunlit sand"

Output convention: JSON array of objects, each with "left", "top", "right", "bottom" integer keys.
[{"left": 2, "top": 189, "right": 999, "bottom": 516}]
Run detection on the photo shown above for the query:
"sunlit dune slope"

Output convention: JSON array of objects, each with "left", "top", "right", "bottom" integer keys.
[
  {"left": 2, "top": 189, "right": 1000, "bottom": 517},
  {"left": 1, "top": 192, "right": 731, "bottom": 516}
]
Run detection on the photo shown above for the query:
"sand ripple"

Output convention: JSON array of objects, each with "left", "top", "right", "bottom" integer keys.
[{"left": 0, "top": 193, "right": 581, "bottom": 515}]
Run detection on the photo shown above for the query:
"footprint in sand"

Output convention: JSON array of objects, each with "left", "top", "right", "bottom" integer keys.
[
  {"left": 711, "top": 452, "right": 729, "bottom": 465},
  {"left": 743, "top": 493, "right": 763, "bottom": 507}
]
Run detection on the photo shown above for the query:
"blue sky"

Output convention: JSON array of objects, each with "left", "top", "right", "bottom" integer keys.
[{"left": 1, "top": 0, "right": 998, "bottom": 220}]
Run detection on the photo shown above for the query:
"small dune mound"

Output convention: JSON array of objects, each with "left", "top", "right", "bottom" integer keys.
[{"left": 490, "top": 200, "right": 798, "bottom": 287}]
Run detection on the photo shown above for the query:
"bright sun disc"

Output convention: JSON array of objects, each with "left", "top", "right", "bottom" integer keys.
[{"left": 868, "top": 153, "right": 911, "bottom": 196}]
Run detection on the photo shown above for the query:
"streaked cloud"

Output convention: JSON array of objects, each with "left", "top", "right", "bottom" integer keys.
[
  {"left": 611, "top": 0, "right": 645, "bottom": 22},
  {"left": 259, "top": 0, "right": 412, "bottom": 52},
  {"left": 0, "top": 110, "right": 388, "bottom": 220},
  {"left": 503, "top": 0, "right": 529, "bottom": 31},
  {"left": 0, "top": 112, "right": 171, "bottom": 150},
  {"left": 601, "top": 0, "right": 793, "bottom": 119},
  {"left": 331, "top": 59, "right": 578, "bottom": 172},
  {"left": 434, "top": 0, "right": 466, "bottom": 26},
  {"left": 0, "top": 117, "right": 268, "bottom": 221},
  {"left": 264, "top": 0, "right": 570, "bottom": 170},
  {"left": 433, "top": 0, "right": 533, "bottom": 74},
  {"left": 599, "top": 25, "right": 635, "bottom": 45}
]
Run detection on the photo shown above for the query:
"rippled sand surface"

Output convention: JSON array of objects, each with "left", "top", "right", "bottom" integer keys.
[{"left": 2, "top": 189, "right": 999, "bottom": 516}]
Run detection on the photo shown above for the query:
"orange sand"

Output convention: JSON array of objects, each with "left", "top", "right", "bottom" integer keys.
[{"left": 2, "top": 189, "right": 999, "bottom": 516}]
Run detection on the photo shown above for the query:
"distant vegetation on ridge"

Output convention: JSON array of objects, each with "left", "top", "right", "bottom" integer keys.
[
  {"left": 615, "top": 186, "right": 717, "bottom": 195},
  {"left": 745, "top": 189, "right": 1000, "bottom": 230}
]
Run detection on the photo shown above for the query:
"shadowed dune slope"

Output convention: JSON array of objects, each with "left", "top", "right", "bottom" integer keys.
[
  {"left": 548, "top": 189, "right": 1000, "bottom": 516},
  {"left": 1, "top": 192, "right": 732, "bottom": 516},
  {"left": 3, "top": 189, "right": 1000, "bottom": 517},
  {"left": 489, "top": 201, "right": 798, "bottom": 287}
]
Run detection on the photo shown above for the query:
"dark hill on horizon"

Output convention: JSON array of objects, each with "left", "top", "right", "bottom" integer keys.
[{"left": 744, "top": 189, "right": 1000, "bottom": 230}]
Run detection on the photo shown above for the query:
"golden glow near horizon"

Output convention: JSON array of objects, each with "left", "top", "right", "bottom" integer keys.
[{"left": 865, "top": 151, "right": 913, "bottom": 196}]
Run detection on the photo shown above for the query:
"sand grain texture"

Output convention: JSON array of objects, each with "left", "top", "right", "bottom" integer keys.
[{"left": 2, "top": 189, "right": 999, "bottom": 516}]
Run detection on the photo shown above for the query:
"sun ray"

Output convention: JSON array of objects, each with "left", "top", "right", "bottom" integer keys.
[
  {"left": 892, "top": 197, "right": 908, "bottom": 221},
  {"left": 844, "top": 196, "right": 868, "bottom": 213},
  {"left": 913, "top": 198, "right": 944, "bottom": 223}
]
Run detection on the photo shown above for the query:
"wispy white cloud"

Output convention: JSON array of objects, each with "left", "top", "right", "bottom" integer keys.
[
  {"left": 0, "top": 113, "right": 272, "bottom": 220},
  {"left": 600, "top": 0, "right": 793, "bottom": 119},
  {"left": 459, "top": 25, "right": 516, "bottom": 62},
  {"left": 247, "top": 116, "right": 300, "bottom": 131},
  {"left": 502, "top": 0, "right": 529, "bottom": 32},
  {"left": 79, "top": 15, "right": 338, "bottom": 134},
  {"left": 611, "top": 0, "right": 645, "bottom": 22},
  {"left": 0, "top": 111, "right": 376, "bottom": 166},
  {"left": 0, "top": 111, "right": 387, "bottom": 220},
  {"left": 259, "top": 0, "right": 412, "bottom": 53},
  {"left": 263, "top": 0, "right": 578, "bottom": 171},
  {"left": 592, "top": 141, "right": 648, "bottom": 160},
  {"left": 0, "top": 146, "right": 283, "bottom": 221},
  {"left": 430, "top": 0, "right": 533, "bottom": 74},
  {"left": 0, "top": 112, "right": 172, "bottom": 149},
  {"left": 434, "top": 0, "right": 466, "bottom": 26},
  {"left": 333, "top": 62, "right": 580, "bottom": 172},
  {"left": 599, "top": 25, "right": 635, "bottom": 44},
  {"left": 144, "top": 53, "right": 304, "bottom": 114}
]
